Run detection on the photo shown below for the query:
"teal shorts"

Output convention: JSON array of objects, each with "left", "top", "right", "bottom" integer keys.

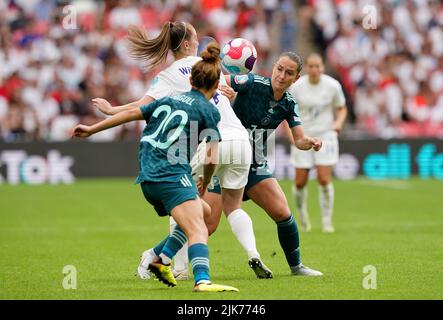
[
  {"left": 208, "top": 163, "right": 273, "bottom": 201},
  {"left": 140, "top": 174, "right": 199, "bottom": 217}
]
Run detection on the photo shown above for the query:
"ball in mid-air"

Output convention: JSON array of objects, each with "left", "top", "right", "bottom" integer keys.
[{"left": 220, "top": 38, "right": 257, "bottom": 75}]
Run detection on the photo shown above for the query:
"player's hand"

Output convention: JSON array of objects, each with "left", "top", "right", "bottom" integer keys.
[
  {"left": 92, "top": 98, "right": 113, "bottom": 115},
  {"left": 72, "top": 124, "right": 93, "bottom": 138},
  {"left": 218, "top": 85, "right": 236, "bottom": 101},
  {"left": 311, "top": 138, "right": 322, "bottom": 151}
]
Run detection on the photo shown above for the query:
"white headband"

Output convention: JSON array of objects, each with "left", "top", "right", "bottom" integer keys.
[{"left": 173, "top": 22, "right": 187, "bottom": 52}]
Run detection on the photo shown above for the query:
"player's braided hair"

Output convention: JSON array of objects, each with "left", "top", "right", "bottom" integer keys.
[
  {"left": 191, "top": 42, "right": 221, "bottom": 91},
  {"left": 127, "top": 21, "right": 192, "bottom": 69}
]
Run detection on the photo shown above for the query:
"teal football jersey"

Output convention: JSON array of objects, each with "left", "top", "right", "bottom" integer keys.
[
  {"left": 136, "top": 89, "right": 221, "bottom": 183},
  {"left": 230, "top": 73, "right": 301, "bottom": 165}
]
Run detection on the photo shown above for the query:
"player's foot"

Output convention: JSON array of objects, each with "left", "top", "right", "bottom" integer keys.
[
  {"left": 322, "top": 222, "right": 335, "bottom": 233},
  {"left": 172, "top": 268, "right": 189, "bottom": 281},
  {"left": 193, "top": 282, "right": 239, "bottom": 293},
  {"left": 248, "top": 257, "right": 273, "bottom": 279},
  {"left": 148, "top": 262, "right": 177, "bottom": 287},
  {"left": 137, "top": 249, "right": 159, "bottom": 280},
  {"left": 291, "top": 264, "right": 323, "bottom": 276}
]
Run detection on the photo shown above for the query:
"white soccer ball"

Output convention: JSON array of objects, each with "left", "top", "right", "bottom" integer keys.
[{"left": 220, "top": 38, "right": 257, "bottom": 75}]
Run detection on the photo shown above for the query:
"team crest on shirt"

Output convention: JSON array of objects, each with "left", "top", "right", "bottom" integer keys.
[
  {"left": 268, "top": 101, "right": 277, "bottom": 114},
  {"left": 261, "top": 116, "right": 271, "bottom": 126},
  {"left": 234, "top": 75, "right": 248, "bottom": 85},
  {"left": 150, "top": 76, "right": 159, "bottom": 88}
]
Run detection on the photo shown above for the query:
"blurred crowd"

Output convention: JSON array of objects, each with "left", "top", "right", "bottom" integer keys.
[
  {"left": 0, "top": 0, "right": 294, "bottom": 142},
  {"left": 1, "top": 0, "right": 442, "bottom": 142},
  {"left": 305, "top": 0, "right": 443, "bottom": 138}
]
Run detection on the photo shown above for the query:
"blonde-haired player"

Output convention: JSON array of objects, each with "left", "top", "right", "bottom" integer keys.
[{"left": 287, "top": 53, "right": 347, "bottom": 232}]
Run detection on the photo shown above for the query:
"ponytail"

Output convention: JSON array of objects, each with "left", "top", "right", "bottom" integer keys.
[
  {"left": 191, "top": 42, "right": 221, "bottom": 91},
  {"left": 127, "top": 21, "right": 191, "bottom": 70}
]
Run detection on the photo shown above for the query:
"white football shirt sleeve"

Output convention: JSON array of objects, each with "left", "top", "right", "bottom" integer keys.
[{"left": 332, "top": 81, "right": 346, "bottom": 108}]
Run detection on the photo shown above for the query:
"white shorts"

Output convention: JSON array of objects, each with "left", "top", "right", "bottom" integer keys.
[
  {"left": 291, "top": 131, "right": 339, "bottom": 168},
  {"left": 191, "top": 139, "right": 252, "bottom": 189}
]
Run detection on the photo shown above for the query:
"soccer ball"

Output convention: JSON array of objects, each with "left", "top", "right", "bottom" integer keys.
[{"left": 220, "top": 38, "right": 257, "bottom": 75}]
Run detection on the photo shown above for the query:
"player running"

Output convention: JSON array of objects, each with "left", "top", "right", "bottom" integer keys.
[
  {"left": 205, "top": 52, "right": 324, "bottom": 276},
  {"left": 71, "top": 43, "right": 238, "bottom": 293},
  {"left": 287, "top": 53, "right": 347, "bottom": 233},
  {"left": 93, "top": 22, "right": 272, "bottom": 280}
]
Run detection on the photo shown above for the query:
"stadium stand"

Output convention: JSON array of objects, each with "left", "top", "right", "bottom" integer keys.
[{"left": 0, "top": 0, "right": 442, "bottom": 141}]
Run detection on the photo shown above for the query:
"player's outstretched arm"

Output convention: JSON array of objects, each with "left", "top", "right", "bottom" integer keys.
[
  {"left": 290, "top": 125, "right": 322, "bottom": 151},
  {"left": 92, "top": 95, "right": 155, "bottom": 116},
  {"left": 72, "top": 108, "right": 144, "bottom": 138}
]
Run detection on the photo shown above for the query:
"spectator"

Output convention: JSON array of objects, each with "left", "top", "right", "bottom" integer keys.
[
  {"left": 0, "top": 0, "right": 292, "bottom": 142},
  {"left": 306, "top": 0, "right": 443, "bottom": 138}
]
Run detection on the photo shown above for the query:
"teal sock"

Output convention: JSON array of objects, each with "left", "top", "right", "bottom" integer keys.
[
  {"left": 188, "top": 243, "right": 210, "bottom": 284},
  {"left": 153, "top": 236, "right": 168, "bottom": 257},
  {"left": 276, "top": 214, "right": 301, "bottom": 267},
  {"left": 159, "top": 225, "right": 187, "bottom": 265}
]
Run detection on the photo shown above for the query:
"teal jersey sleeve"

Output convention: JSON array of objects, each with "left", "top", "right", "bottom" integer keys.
[
  {"left": 140, "top": 99, "right": 161, "bottom": 121},
  {"left": 230, "top": 73, "right": 254, "bottom": 93},
  {"left": 203, "top": 106, "right": 222, "bottom": 142},
  {"left": 286, "top": 100, "right": 302, "bottom": 128}
]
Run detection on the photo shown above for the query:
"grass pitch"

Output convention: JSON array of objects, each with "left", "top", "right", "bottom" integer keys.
[{"left": 0, "top": 178, "right": 442, "bottom": 300}]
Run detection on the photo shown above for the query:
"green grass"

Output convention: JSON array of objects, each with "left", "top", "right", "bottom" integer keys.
[{"left": 1, "top": 178, "right": 442, "bottom": 300}]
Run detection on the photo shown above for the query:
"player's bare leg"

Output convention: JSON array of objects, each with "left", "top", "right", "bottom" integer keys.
[
  {"left": 317, "top": 165, "right": 335, "bottom": 233},
  {"left": 202, "top": 191, "right": 223, "bottom": 236},
  {"left": 169, "top": 198, "right": 213, "bottom": 280},
  {"left": 169, "top": 199, "right": 238, "bottom": 292},
  {"left": 138, "top": 199, "right": 212, "bottom": 281},
  {"left": 247, "top": 178, "right": 322, "bottom": 276},
  {"left": 169, "top": 216, "right": 189, "bottom": 280}
]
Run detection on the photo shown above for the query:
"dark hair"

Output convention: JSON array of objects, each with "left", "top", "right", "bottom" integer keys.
[
  {"left": 279, "top": 52, "right": 303, "bottom": 74},
  {"left": 191, "top": 42, "right": 221, "bottom": 91},
  {"left": 127, "top": 21, "right": 192, "bottom": 69}
]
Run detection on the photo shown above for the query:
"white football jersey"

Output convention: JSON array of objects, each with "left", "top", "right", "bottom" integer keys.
[
  {"left": 145, "top": 56, "right": 248, "bottom": 141},
  {"left": 288, "top": 74, "right": 346, "bottom": 136}
]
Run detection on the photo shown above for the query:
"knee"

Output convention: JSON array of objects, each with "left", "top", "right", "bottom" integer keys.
[
  {"left": 206, "top": 221, "right": 218, "bottom": 236},
  {"left": 268, "top": 203, "right": 291, "bottom": 222},
  {"left": 317, "top": 177, "right": 330, "bottom": 186},
  {"left": 295, "top": 181, "right": 307, "bottom": 189},
  {"left": 183, "top": 219, "right": 208, "bottom": 244}
]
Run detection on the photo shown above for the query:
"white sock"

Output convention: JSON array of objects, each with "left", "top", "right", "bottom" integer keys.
[
  {"left": 292, "top": 184, "right": 309, "bottom": 225},
  {"left": 169, "top": 216, "right": 188, "bottom": 271},
  {"left": 318, "top": 183, "right": 334, "bottom": 226},
  {"left": 227, "top": 209, "right": 259, "bottom": 260},
  {"left": 140, "top": 248, "right": 158, "bottom": 268},
  {"left": 159, "top": 253, "right": 172, "bottom": 265}
]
